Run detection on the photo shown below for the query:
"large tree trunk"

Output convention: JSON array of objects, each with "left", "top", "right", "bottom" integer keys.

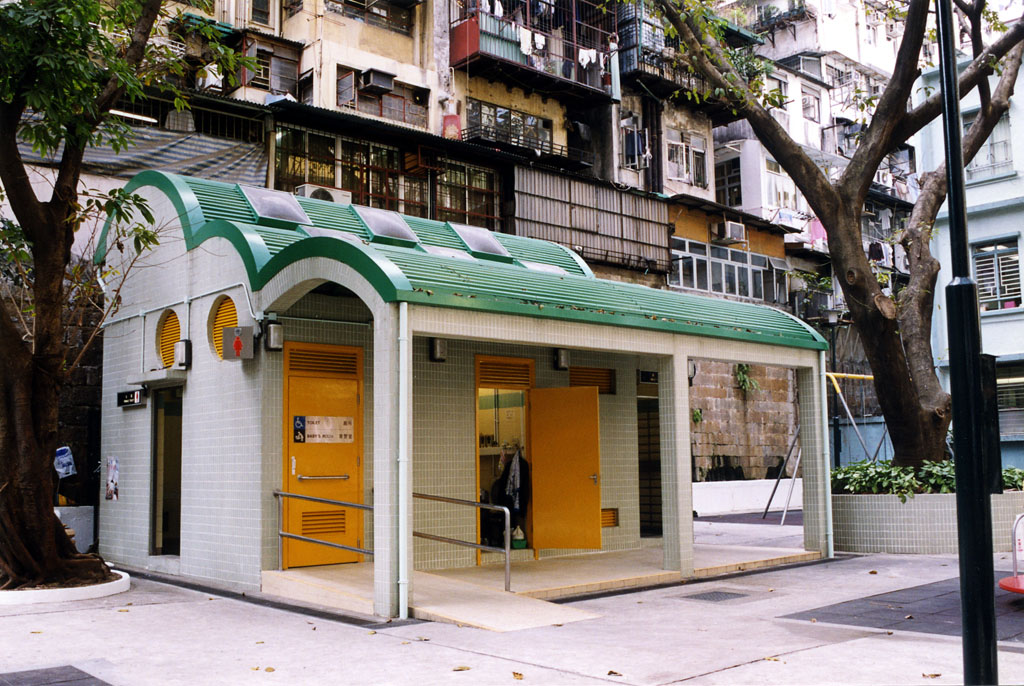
[
  {"left": 827, "top": 209, "right": 951, "bottom": 469},
  {"left": 0, "top": 346, "right": 114, "bottom": 589}
]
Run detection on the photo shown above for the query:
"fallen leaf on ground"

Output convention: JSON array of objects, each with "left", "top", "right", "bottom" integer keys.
[
  {"left": 607, "top": 671, "right": 622, "bottom": 676},
  {"left": 117, "top": 609, "right": 129, "bottom": 612},
  {"left": 869, "top": 570, "right": 878, "bottom": 575},
  {"left": 252, "top": 667, "right": 259, "bottom": 671},
  {"left": 768, "top": 588, "right": 774, "bottom": 592},
  {"left": 265, "top": 667, "right": 275, "bottom": 672},
  {"left": 512, "top": 673, "right": 523, "bottom": 680},
  {"left": 256, "top": 641, "right": 264, "bottom": 644},
  {"left": 810, "top": 618, "right": 817, "bottom": 623},
  {"left": 401, "top": 641, "right": 410, "bottom": 645},
  {"left": 905, "top": 615, "right": 914, "bottom": 620},
  {"left": 886, "top": 631, "right": 893, "bottom": 636},
  {"left": 30, "top": 631, "right": 42, "bottom": 634},
  {"left": 922, "top": 674, "right": 941, "bottom": 679},
  {"left": 417, "top": 637, "right": 430, "bottom": 642},
  {"left": 368, "top": 630, "right": 376, "bottom": 635},
  {"left": 764, "top": 657, "right": 779, "bottom": 662},
  {"left": 453, "top": 666, "right": 471, "bottom": 672}
]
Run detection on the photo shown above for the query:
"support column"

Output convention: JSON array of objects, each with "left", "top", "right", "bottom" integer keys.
[
  {"left": 659, "top": 349, "right": 692, "bottom": 576},
  {"left": 797, "top": 358, "right": 831, "bottom": 556},
  {"left": 372, "top": 304, "right": 400, "bottom": 618}
]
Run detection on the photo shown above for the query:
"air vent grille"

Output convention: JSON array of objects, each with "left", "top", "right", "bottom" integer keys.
[
  {"left": 301, "top": 509, "right": 346, "bottom": 536},
  {"left": 570, "top": 367, "right": 616, "bottom": 394},
  {"left": 288, "top": 349, "right": 359, "bottom": 376},
  {"left": 477, "top": 357, "right": 534, "bottom": 388}
]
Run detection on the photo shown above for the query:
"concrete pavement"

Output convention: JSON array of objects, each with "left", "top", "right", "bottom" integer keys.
[{"left": 4, "top": 552, "right": 1024, "bottom": 685}]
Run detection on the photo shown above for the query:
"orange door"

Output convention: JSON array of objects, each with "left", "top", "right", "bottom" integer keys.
[
  {"left": 283, "top": 344, "right": 363, "bottom": 568},
  {"left": 529, "top": 386, "right": 602, "bottom": 550}
]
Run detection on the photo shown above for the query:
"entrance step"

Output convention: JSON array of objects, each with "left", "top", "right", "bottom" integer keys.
[{"left": 261, "top": 565, "right": 599, "bottom": 632}]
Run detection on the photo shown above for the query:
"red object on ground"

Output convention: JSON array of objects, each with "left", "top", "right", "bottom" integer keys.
[{"left": 998, "top": 576, "right": 1024, "bottom": 594}]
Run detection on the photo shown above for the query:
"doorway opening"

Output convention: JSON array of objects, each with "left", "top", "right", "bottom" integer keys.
[
  {"left": 151, "top": 387, "right": 182, "bottom": 556},
  {"left": 637, "top": 396, "right": 662, "bottom": 537}
]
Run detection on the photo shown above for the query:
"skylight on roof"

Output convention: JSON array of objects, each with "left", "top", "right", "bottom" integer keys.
[
  {"left": 450, "top": 223, "right": 511, "bottom": 259},
  {"left": 302, "top": 226, "right": 363, "bottom": 243},
  {"left": 520, "top": 260, "right": 567, "bottom": 275},
  {"left": 239, "top": 185, "right": 311, "bottom": 229},
  {"left": 352, "top": 206, "right": 419, "bottom": 245},
  {"left": 423, "top": 245, "right": 476, "bottom": 260}
]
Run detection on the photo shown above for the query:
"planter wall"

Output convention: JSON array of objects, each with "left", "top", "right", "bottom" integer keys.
[{"left": 832, "top": 491, "right": 1024, "bottom": 554}]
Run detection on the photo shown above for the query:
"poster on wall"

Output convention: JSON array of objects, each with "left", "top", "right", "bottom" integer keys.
[
  {"left": 105, "top": 456, "right": 119, "bottom": 501},
  {"left": 293, "top": 416, "right": 354, "bottom": 444}
]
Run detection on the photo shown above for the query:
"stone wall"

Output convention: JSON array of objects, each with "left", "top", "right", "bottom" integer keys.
[
  {"left": 688, "top": 361, "right": 798, "bottom": 481},
  {"left": 57, "top": 303, "right": 103, "bottom": 508}
]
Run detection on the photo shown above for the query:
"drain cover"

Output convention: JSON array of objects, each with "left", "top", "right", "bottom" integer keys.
[{"left": 678, "top": 590, "right": 748, "bottom": 602}]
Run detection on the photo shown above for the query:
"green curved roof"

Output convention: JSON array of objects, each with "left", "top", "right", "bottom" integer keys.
[{"left": 96, "top": 171, "right": 826, "bottom": 351}]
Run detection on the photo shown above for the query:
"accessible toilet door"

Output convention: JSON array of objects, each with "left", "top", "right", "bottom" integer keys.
[
  {"left": 283, "top": 343, "right": 363, "bottom": 569},
  {"left": 529, "top": 386, "right": 602, "bottom": 550}
]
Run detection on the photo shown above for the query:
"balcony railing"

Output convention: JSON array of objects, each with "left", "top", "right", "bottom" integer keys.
[
  {"left": 450, "top": 2, "right": 616, "bottom": 100},
  {"left": 620, "top": 46, "right": 708, "bottom": 94},
  {"left": 462, "top": 124, "right": 594, "bottom": 167}
]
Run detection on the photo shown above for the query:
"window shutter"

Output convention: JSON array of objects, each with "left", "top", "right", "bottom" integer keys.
[
  {"left": 569, "top": 367, "right": 616, "bottom": 394},
  {"left": 157, "top": 311, "right": 180, "bottom": 369},
  {"left": 477, "top": 357, "right": 534, "bottom": 388},
  {"left": 211, "top": 297, "right": 239, "bottom": 360},
  {"left": 999, "top": 251, "right": 1021, "bottom": 299}
]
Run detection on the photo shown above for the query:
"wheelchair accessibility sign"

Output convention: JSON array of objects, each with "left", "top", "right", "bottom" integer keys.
[{"left": 293, "top": 416, "right": 354, "bottom": 443}]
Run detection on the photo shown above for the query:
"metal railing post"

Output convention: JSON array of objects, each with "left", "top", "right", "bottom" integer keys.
[
  {"left": 278, "top": 493, "right": 284, "bottom": 570},
  {"left": 503, "top": 506, "right": 511, "bottom": 593}
]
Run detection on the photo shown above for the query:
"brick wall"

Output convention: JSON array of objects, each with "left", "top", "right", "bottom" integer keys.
[{"left": 688, "top": 361, "right": 798, "bottom": 481}]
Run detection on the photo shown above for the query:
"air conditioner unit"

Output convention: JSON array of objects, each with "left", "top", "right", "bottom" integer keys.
[
  {"left": 294, "top": 184, "right": 353, "bottom": 203},
  {"left": 359, "top": 69, "right": 395, "bottom": 94},
  {"left": 197, "top": 63, "right": 223, "bottom": 91},
  {"left": 712, "top": 220, "right": 746, "bottom": 244},
  {"left": 885, "top": 21, "right": 902, "bottom": 39}
]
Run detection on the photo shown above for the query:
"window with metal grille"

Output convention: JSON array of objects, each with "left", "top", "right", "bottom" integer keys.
[
  {"left": 973, "top": 239, "right": 1021, "bottom": 311},
  {"left": 437, "top": 161, "right": 500, "bottom": 230},
  {"left": 157, "top": 311, "right": 180, "bottom": 369},
  {"left": 668, "top": 238, "right": 787, "bottom": 303},
  {"left": 666, "top": 130, "right": 707, "bottom": 189},
  {"left": 210, "top": 297, "right": 238, "bottom": 360},
  {"left": 244, "top": 39, "right": 298, "bottom": 95},
  {"left": 965, "top": 112, "right": 1013, "bottom": 181},
  {"left": 569, "top": 367, "right": 616, "bottom": 394},
  {"left": 465, "top": 98, "right": 553, "bottom": 154},
  {"left": 252, "top": 0, "right": 271, "bottom": 24},
  {"left": 324, "top": 0, "right": 411, "bottom": 35},
  {"left": 337, "top": 68, "right": 427, "bottom": 128}
]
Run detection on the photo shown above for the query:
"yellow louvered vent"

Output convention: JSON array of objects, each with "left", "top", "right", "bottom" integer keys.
[
  {"left": 157, "top": 311, "right": 180, "bottom": 369},
  {"left": 211, "top": 297, "right": 238, "bottom": 360},
  {"left": 477, "top": 357, "right": 534, "bottom": 388},
  {"left": 301, "top": 509, "right": 346, "bottom": 536},
  {"left": 288, "top": 348, "right": 359, "bottom": 376},
  {"left": 601, "top": 508, "right": 619, "bottom": 528},
  {"left": 570, "top": 367, "right": 616, "bottom": 394}
]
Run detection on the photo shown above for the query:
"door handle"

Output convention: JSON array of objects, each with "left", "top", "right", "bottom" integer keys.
[
  {"left": 297, "top": 474, "right": 350, "bottom": 481},
  {"left": 589, "top": 474, "right": 598, "bottom": 484}
]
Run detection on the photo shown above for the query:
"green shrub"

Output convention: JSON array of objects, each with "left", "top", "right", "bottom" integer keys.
[
  {"left": 917, "top": 459, "right": 956, "bottom": 493},
  {"left": 832, "top": 460, "right": 920, "bottom": 502},
  {"left": 1004, "top": 467, "right": 1024, "bottom": 491},
  {"left": 832, "top": 459, "right": 1024, "bottom": 500}
]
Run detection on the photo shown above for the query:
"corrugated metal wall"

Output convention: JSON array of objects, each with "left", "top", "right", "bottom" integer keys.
[{"left": 513, "top": 167, "right": 670, "bottom": 272}]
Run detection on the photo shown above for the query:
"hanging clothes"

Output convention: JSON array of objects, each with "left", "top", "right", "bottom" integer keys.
[{"left": 519, "top": 26, "right": 534, "bottom": 56}]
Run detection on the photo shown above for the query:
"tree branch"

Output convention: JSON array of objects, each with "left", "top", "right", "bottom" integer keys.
[
  {"left": 894, "top": 15, "right": 1024, "bottom": 144},
  {"left": 657, "top": 0, "right": 838, "bottom": 221},
  {"left": 0, "top": 101, "right": 48, "bottom": 244}
]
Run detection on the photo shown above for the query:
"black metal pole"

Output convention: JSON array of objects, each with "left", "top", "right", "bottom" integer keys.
[
  {"left": 831, "top": 325, "right": 842, "bottom": 469},
  {"left": 935, "top": 0, "right": 998, "bottom": 681}
]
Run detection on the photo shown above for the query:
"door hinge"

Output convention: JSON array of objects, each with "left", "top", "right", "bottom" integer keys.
[
  {"left": 357, "top": 538, "right": 362, "bottom": 548},
  {"left": 357, "top": 454, "right": 361, "bottom": 467}
]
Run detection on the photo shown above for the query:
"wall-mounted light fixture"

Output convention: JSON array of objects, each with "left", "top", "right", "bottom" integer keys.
[
  {"left": 688, "top": 359, "right": 697, "bottom": 386},
  {"left": 429, "top": 337, "right": 447, "bottom": 362},
  {"left": 555, "top": 348, "right": 570, "bottom": 370},
  {"left": 173, "top": 340, "right": 192, "bottom": 370},
  {"left": 264, "top": 318, "right": 284, "bottom": 351}
]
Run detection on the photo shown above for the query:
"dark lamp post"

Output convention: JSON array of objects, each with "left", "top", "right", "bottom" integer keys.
[{"left": 935, "top": 0, "right": 998, "bottom": 681}]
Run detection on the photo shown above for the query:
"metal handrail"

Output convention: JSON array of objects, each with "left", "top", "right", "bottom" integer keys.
[
  {"left": 273, "top": 490, "right": 374, "bottom": 569},
  {"left": 413, "top": 492, "right": 512, "bottom": 592}
]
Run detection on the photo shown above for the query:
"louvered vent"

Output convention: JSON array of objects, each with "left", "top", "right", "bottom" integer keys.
[
  {"left": 570, "top": 367, "right": 616, "bottom": 394},
  {"left": 601, "top": 508, "right": 619, "bottom": 528},
  {"left": 288, "top": 348, "right": 359, "bottom": 376},
  {"left": 477, "top": 357, "right": 534, "bottom": 388},
  {"left": 157, "top": 311, "right": 180, "bottom": 369},
  {"left": 211, "top": 297, "right": 238, "bottom": 360},
  {"left": 301, "top": 509, "right": 346, "bottom": 536}
]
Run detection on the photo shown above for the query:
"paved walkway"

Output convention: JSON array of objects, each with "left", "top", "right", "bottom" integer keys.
[{"left": 5, "top": 551, "right": 1024, "bottom": 685}]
